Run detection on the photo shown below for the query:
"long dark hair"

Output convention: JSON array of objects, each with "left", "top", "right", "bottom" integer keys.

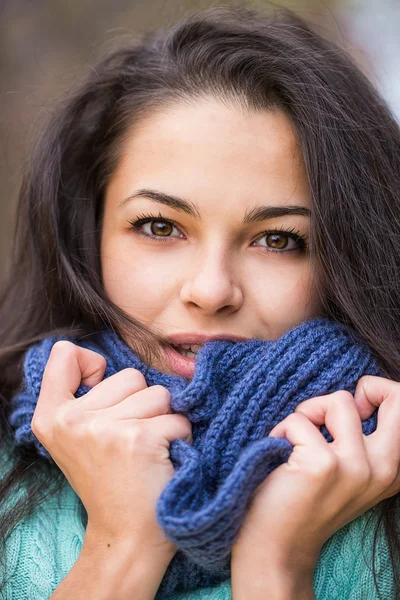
[{"left": 0, "top": 6, "right": 399, "bottom": 597}]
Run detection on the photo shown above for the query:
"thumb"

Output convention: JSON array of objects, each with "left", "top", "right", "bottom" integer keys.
[
  {"left": 353, "top": 375, "right": 393, "bottom": 420},
  {"left": 39, "top": 341, "right": 106, "bottom": 408}
]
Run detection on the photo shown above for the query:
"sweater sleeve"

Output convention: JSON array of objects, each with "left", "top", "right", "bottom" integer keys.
[
  {"left": 0, "top": 439, "right": 394, "bottom": 600},
  {"left": 0, "top": 443, "right": 230, "bottom": 600},
  {"left": 2, "top": 482, "right": 85, "bottom": 600},
  {"left": 0, "top": 441, "right": 85, "bottom": 600},
  {"left": 173, "top": 507, "right": 395, "bottom": 600},
  {"left": 313, "top": 507, "right": 395, "bottom": 600}
]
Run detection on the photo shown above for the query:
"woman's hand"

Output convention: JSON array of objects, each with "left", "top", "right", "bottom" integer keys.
[
  {"left": 31, "top": 341, "right": 192, "bottom": 588},
  {"left": 231, "top": 376, "right": 400, "bottom": 599}
]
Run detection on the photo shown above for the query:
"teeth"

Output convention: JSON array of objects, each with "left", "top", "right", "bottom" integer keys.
[
  {"left": 180, "top": 350, "right": 197, "bottom": 359},
  {"left": 172, "top": 343, "right": 202, "bottom": 358},
  {"left": 190, "top": 344, "right": 201, "bottom": 352},
  {"left": 179, "top": 344, "right": 202, "bottom": 352}
]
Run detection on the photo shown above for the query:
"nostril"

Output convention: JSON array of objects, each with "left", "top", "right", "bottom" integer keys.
[{"left": 216, "top": 303, "right": 238, "bottom": 315}]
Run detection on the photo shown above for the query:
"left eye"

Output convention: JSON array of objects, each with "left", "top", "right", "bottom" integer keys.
[{"left": 254, "top": 232, "right": 301, "bottom": 251}]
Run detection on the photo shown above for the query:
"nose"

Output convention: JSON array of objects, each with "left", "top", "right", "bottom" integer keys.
[{"left": 180, "top": 246, "right": 244, "bottom": 317}]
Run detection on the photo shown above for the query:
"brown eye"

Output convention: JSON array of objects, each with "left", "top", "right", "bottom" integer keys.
[
  {"left": 133, "top": 218, "right": 183, "bottom": 239},
  {"left": 266, "top": 233, "right": 288, "bottom": 249},
  {"left": 150, "top": 221, "right": 173, "bottom": 236},
  {"left": 253, "top": 230, "right": 305, "bottom": 252}
]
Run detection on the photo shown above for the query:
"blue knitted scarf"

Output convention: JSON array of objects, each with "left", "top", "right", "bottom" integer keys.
[{"left": 9, "top": 318, "right": 381, "bottom": 598}]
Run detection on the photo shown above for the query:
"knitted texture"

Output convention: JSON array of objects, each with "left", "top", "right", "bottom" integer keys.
[
  {"left": 0, "top": 458, "right": 394, "bottom": 599},
  {"left": 9, "top": 318, "right": 382, "bottom": 598}
]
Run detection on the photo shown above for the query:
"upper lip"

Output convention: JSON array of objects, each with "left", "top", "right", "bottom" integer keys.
[{"left": 165, "top": 333, "right": 252, "bottom": 345}]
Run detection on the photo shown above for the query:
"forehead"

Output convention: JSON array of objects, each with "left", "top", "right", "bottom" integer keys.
[{"left": 106, "top": 98, "right": 310, "bottom": 215}]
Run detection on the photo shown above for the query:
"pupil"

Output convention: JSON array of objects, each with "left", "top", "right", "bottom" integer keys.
[
  {"left": 151, "top": 221, "right": 172, "bottom": 236},
  {"left": 267, "top": 234, "right": 288, "bottom": 249}
]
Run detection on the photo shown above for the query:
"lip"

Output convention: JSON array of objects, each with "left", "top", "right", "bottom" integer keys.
[
  {"left": 165, "top": 332, "right": 251, "bottom": 345},
  {"left": 163, "top": 345, "right": 197, "bottom": 379},
  {"left": 163, "top": 332, "right": 252, "bottom": 379}
]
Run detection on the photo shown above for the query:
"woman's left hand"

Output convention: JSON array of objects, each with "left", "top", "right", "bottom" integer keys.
[{"left": 231, "top": 376, "right": 400, "bottom": 598}]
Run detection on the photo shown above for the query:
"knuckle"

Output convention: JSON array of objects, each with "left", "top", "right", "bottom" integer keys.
[
  {"left": 83, "top": 419, "right": 125, "bottom": 453},
  {"left": 51, "top": 410, "right": 69, "bottom": 435},
  {"left": 308, "top": 452, "right": 338, "bottom": 479},
  {"left": 119, "top": 368, "right": 147, "bottom": 388},
  {"left": 50, "top": 340, "right": 77, "bottom": 358},
  {"left": 58, "top": 406, "right": 81, "bottom": 429},
  {"left": 374, "top": 463, "right": 398, "bottom": 489},
  {"left": 333, "top": 390, "right": 354, "bottom": 405},
  {"left": 152, "top": 385, "right": 171, "bottom": 404},
  {"left": 85, "top": 418, "right": 109, "bottom": 440},
  {"left": 380, "top": 392, "right": 399, "bottom": 411},
  {"left": 31, "top": 414, "right": 46, "bottom": 438},
  {"left": 346, "top": 462, "right": 372, "bottom": 491},
  {"left": 152, "top": 384, "right": 170, "bottom": 396},
  {"left": 285, "top": 412, "right": 303, "bottom": 426},
  {"left": 174, "top": 414, "right": 192, "bottom": 436},
  {"left": 358, "top": 375, "right": 372, "bottom": 386},
  {"left": 127, "top": 422, "right": 148, "bottom": 450}
]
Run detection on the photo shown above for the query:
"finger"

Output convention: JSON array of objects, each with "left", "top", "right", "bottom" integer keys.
[
  {"left": 363, "top": 386, "right": 400, "bottom": 467},
  {"left": 39, "top": 341, "right": 107, "bottom": 409},
  {"left": 81, "top": 368, "right": 148, "bottom": 410},
  {"left": 294, "top": 391, "right": 365, "bottom": 454},
  {"left": 350, "top": 377, "right": 400, "bottom": 501},
  {"left": 103, "top": 385, "right": 172, "bottom": 420},
  {"left": 354, "top": 375, "right": 396, "bottom": 420},
  {"left": 142, "top": 414, "right": 193, "bottom": 445},
  {"left": 269, "top": 412, "right": 328, "bottom": 449}
]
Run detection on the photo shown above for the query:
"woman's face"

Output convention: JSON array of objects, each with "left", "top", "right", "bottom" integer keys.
[{"left": 101, "top": 98, "right": 322, "bottom": 377}]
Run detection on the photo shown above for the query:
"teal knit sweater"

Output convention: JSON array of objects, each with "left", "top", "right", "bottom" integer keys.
[{"left": 0, "top": 444, "right": 395, "bottom": 600}]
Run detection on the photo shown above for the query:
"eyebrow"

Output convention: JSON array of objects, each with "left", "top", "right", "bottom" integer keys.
[{"left": 119, "top": 188, "right": 311, "bottom": 223}]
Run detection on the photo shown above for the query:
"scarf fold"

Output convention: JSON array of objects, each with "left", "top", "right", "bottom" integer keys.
[{"left": 9, "top": 318, "right": 381, "bottom": 597}]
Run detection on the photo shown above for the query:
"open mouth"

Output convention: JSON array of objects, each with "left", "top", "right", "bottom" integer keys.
[{"left": 171, "top": 343, "right": 202, "bottom": 359}]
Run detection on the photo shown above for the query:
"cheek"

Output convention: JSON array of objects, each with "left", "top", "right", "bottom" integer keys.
[
  {"left": 250, "top": 260, "right": 321, "bottom": 337},
  {"left": 101, "top": 238, "right": 176, "bottom": 318}
]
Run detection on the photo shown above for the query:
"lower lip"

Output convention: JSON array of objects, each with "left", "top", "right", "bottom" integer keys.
[{"left": 163, "top": 345, "right": 196, "bottom": 379}]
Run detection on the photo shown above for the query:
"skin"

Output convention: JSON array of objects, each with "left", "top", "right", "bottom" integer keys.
[
  {"left": 101, "top": 98, "right": 322, "bottom": 369},
  {"left": 38, "top": 98, "right": 400, "bottom": 599}
]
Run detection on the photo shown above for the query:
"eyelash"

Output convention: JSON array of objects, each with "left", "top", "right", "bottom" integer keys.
[{"left": 126, "top": 213, "right": 308, "bottom": 253}]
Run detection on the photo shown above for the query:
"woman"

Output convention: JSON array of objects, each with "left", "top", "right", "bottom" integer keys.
[{"left": 0, "top": 6, "right": 399, "bottom": 599}]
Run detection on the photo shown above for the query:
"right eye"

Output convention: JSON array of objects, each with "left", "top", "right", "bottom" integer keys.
[{"left": 127, "top": 215, "right": 185, "bottom": 241}]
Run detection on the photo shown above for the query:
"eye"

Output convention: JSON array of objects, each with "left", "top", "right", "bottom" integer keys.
[
  {"left": 142, "top": 220, "right": 179, "bottom": 237},
  {"left": 253, "top": 229, "right": 307, "bottom": 253},
  {"left": 127, "top": 214, "right": 184, "bottom": 240}
]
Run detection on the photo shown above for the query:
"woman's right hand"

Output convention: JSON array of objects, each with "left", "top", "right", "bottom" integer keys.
[{"left": 31, "top": 340, "right": 192, "bottom": 562}]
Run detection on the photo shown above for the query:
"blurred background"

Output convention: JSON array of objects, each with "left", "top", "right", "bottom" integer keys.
[{"left": 1, "top": 0, "right": 399, "bottom": 281}]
